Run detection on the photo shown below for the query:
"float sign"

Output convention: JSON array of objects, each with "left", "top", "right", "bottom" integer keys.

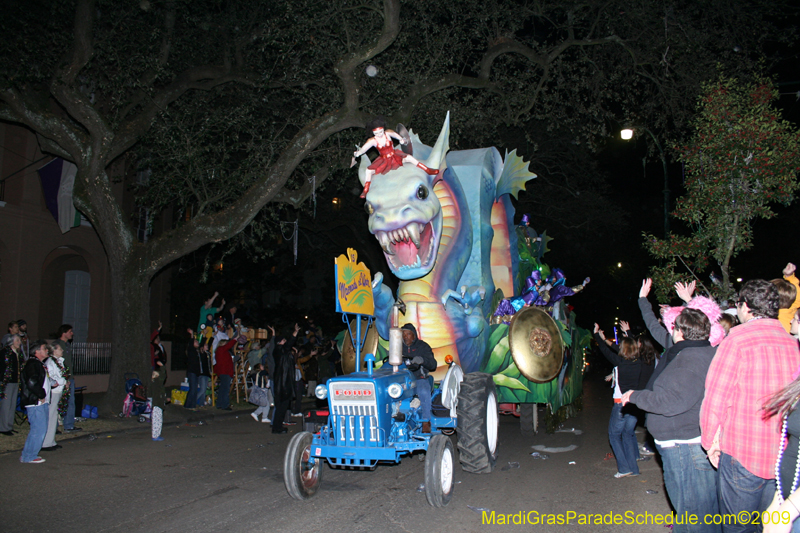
[{"left": 334, "top": 248, "right": 374, "bottom": 315}]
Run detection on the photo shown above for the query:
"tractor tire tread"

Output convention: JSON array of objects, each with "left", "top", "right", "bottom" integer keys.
[{"left": 456, "top": 373, "right": 497, "bottom": 474}]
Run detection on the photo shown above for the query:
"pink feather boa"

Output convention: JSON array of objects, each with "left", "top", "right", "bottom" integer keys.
[{"left": 661, "top": 296, "right": 726, "bottom": 347}]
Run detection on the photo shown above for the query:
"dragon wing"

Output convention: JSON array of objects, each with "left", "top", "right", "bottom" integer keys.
[{"left": 495, "top": 149, "right": 536, "bottom": 200}]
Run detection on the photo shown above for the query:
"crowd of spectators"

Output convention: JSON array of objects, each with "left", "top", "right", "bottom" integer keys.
[
  {"left": 0, "top": 326, "right": 78, "bottom": 464},
  {"left": 183, "top": 292, "right": 342, "bottom": 435},
  {"left": 0, "top": 319, "right": 81, "bottom": 463},
  {"left": 595, "top": 263, "right": 800, "bottom": 533}
]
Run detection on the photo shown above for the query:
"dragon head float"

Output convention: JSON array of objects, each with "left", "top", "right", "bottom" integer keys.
[{"left": 359, "top": 114, "right": 450, "bottom": 280}]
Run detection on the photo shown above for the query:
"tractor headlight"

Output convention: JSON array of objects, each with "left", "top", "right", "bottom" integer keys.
[
  {"left": 388, "top": 383, "right": 402, "bottom": 399},
  {"left": 315, "top": 384, "right": 328, "bottom": 400}
]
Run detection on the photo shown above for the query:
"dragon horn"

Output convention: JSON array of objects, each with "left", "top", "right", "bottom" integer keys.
[{"left": 424, "top": 111, "right": 450, "bottom": 171}]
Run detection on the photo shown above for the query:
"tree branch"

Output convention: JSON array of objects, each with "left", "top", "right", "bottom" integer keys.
[
  {"left": 118, "top": 1, "right": 177, "bottom": 120},
  {"left": 333, "top": 0, "right": 401, "bottom": 111},
  {"left": 59, "top": 0, "right": 95, "bottom": 84},
  {"left": 45, "top": 0, "right": 115, "bottom": 146},
  {"left": 35, "top": 134, "right": 73, "bottom": 161},
  {"left": 139, "top": 107, "right": 366, "bottom": 275},
  {"left": 110, "top": 67, "right": 262, "bottom": 162},
  {"left": 0, "top": 89, "right": 86, "bottom": 161},
  {"left": 271, "top": 167, "right": 331, "bottom": 208}
]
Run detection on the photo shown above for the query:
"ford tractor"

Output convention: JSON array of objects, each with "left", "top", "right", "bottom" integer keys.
[{"left": 283, "top": 321, "right": 498, "bottom": 508}]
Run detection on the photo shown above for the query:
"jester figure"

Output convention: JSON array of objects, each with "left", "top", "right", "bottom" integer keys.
[{"left": 354, "top": 118, "right": 439, "bottom": 198}]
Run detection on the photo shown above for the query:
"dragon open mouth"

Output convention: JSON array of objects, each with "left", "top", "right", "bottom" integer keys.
[{"left": 376, "top": 222, "right": 436, "bottom": 273}]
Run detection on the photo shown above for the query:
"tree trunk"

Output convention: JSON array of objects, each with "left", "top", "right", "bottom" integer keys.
[{"left": 100, "top": 261, "right": 153, "bottom": 415}]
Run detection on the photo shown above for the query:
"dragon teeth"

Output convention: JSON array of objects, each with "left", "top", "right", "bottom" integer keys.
[
  {"left": 377, "top": 222, "right": 426, "bottom": 259},
  {"left": 378, "top": 232, "right": 394, "bottom": 255},
  {"left": 407, "top": 223, "right": 421, "bottom": 248}
]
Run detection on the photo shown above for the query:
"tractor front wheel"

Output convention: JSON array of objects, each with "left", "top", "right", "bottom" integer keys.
[
  {"left": 424, "top": 434, "right": 455, "bottom": 507},
  {"left": 284, "top": 431, "right": 323, "bottom": 500}
]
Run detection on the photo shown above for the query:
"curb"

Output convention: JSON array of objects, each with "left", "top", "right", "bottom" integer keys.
[{"left": 0, "top": 405, "right": 251, "bottom": 455}]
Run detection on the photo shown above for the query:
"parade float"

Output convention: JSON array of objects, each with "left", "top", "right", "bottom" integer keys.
[
  {"left": 285, "top": 248, "right": 497, "bottom": 507},
  {"left": 343, "top": 113, "right": 591, "bottom": 432}
]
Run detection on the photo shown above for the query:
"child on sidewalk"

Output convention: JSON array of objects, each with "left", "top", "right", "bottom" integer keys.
[
  {"left": 151, "top": 362, "right": 166, "bottom": 441},
  {"left": 249, "top": 364, "right": 272, "bottom": 423}
]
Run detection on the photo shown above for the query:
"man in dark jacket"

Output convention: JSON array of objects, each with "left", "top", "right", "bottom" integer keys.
[
  {"left": 271, "top": 324, "right": 299, "bottom": 434},
  {"left": 184, "top": 330, "right": 201, "bottom": 410},
  {"left": 20, "top": 340, "right": 51, "bottom": 464},
  {"left": 621, "top": 308, "right": 719, "bottom": 533},
  {"left": 222, "top": 306, "right": 238, "bottom": 329},
  {"left": 401, "top": 324, "right": 437, "bottom": 433}
]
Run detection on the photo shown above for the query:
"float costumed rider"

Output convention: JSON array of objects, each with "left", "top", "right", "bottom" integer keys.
[
  {"left": 401, "top": 324, "right": 437, "bottom": 433},
  {"left": 493, "top": 270, "right": 543, "bottom": 321},
  {"left": 354, "top": 118, "right": 439, "bottom": 198}
]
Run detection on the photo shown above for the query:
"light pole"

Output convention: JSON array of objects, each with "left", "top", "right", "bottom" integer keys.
[{"left": 621, "top": 127, "right": 670, "bottom": 237}]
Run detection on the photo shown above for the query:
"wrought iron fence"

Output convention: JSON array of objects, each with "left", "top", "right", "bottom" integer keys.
[{"left": 71, "top": 342, "right": 112, "bottom": 375}]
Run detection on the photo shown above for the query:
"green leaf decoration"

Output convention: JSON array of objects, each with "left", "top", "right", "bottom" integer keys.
[
  {"left": 561, "top": 328, "right": 572, "bottom": 347},
  {"left": 489, "top": 289, "right": 505, "bottom": 320},
  {"left": 499, "top": 361, "right": 519, "bottom": 377},
  {"left": 482, "top": 335, "right": 509, "bottom": 375},
  {"left": 493, "top": 373, "right": 532, "bottom": 392},
  {"left": 488, "top": 323, "right": 509, "bottom": 348}
]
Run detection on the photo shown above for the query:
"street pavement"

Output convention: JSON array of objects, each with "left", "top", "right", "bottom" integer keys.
[{"left": 0, "top": 376, "right": 674, "bottom": 533}]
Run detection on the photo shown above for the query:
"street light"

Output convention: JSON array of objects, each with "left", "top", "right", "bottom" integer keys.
[{"left": 621, "top": 127, "right": 670, "bottom": 237}]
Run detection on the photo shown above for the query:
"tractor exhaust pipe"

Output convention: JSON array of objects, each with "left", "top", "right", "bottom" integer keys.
[{"left": 389, "top": 298, "right": 406, "bottom": 372}]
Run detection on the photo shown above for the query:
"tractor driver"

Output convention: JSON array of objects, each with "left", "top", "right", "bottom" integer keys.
[{"left": 401, "top": 324, "right": 437, "bottom": 433}]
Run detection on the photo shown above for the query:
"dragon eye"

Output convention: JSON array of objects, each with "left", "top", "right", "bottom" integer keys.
[
  {"left": 416, "top": 185, "right": 429, "bottom": 200},
  {"left": 364, "top": 202, "right": 374, "bottom": 215}
]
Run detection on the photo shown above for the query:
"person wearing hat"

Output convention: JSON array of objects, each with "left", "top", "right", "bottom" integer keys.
[
  {"left": 516, "top": 214, "right": 543, "bottom": 261},
  {"left": 401, "top": 324, "right": 437, "bottom": 433}
]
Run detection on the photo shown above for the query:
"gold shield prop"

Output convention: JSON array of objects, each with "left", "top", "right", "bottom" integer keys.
[
  {"left": 508, "top": 307, "right": 564, "bottom": 383},
  {"left": 341, "top": 318, "right": 380, "bottom": 374}
]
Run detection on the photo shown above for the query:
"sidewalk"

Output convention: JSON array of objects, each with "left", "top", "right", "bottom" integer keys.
[{"left": 0, "top": 393, "right": 314, "bottom": 455}]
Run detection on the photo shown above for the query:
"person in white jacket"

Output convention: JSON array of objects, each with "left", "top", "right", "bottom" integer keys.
[{"left": 41, "top": 342, "right": 67, "bottom": 451}]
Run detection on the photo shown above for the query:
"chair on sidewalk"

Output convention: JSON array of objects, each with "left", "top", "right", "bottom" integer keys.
[{"left": 233, "top": 340, "right": 257, "bottom": 403}]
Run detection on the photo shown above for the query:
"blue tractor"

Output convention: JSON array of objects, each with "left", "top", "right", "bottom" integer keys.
[{"left": 283, "top": 345, "right": 498, "bottom": 507}]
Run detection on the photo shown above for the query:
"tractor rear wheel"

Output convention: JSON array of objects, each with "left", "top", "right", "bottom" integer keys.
[
  {"left": 520, "top": 402, "right": 538, "bottom": 436},
  {"left": 425, "top": 434, "right": 455, "bottom": 507},
  {"left": 284, "top": 431, "right": 323, "bottom": 500},
  {"left": 456, "top": 373, "right": 498, "bottom": 473}
]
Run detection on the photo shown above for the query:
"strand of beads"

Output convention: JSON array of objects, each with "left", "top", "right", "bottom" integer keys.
[{"left": 775, "top": 410, "right": 800, "bottom": 504}]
